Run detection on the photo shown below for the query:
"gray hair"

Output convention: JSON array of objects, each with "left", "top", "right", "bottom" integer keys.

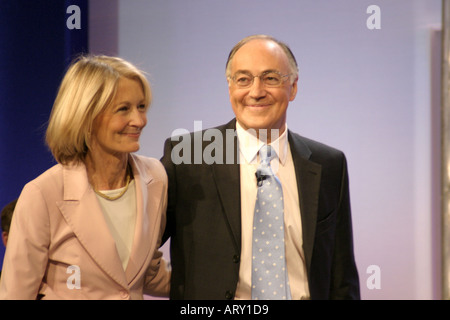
[{"left": 225, "top": 34, "right": 299, "bottom": 82}]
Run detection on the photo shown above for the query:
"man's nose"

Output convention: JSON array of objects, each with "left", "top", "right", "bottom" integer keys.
[{"left": 248, "top": 76, "right": 267, "bottom": 99}]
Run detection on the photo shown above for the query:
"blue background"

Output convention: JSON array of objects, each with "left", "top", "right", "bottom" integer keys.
[{"left": 0, "top": 0, "right": 88, "bottom": 271}]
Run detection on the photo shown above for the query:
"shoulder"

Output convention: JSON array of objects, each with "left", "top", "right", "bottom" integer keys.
[
  {"left": 14, "top": 164, "right": 65, "bottom": 220},
  {"left": 294, "top": 133, "right": 343, "bottom": 153},
  {"left": 162, "top": 119, "right": 237, "bottom": 165},
  {"left": 164, "top": 119, "right": 236, "bottom": 145},
  {"left": 131, "top": 154, "right": 167, "bottom": 182},
  {"left": 23, "top": 163, "right": 64, "bottom": 193},
  {"left": 288, "top": 131, "right": 347, "bottom": 164},
  {"left": 132, "top": 153, "right": 165, "bottom": 170}
]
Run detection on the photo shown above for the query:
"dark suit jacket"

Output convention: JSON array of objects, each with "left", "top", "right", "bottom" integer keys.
[{"left": 161, "top": 119, "right": 360, "bottom": 300}]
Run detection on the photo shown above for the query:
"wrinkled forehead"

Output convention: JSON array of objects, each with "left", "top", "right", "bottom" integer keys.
[{"left": 229, "top": 40, "right": 290, "bottom": 74}]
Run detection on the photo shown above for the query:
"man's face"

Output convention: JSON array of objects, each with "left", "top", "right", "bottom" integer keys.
[{"left": 228, "top": 40, "right": 298, "bottom": 137}]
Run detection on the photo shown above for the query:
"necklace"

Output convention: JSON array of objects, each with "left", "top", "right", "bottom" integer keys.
[{"left": 93, "top": 165, "right": 132, "bottom": 201}]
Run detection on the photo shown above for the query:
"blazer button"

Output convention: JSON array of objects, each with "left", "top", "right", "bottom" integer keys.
[
  {"left": 225, "top": 290, "right": 234, "bottom": 300},
  {"left": 120, "top": 290, "right": 130, "bottom": 299},
  {"left": 232, "top": 254, "right": 240, "bottom": 263}
]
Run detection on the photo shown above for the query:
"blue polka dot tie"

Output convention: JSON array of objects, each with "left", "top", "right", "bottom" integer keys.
[{"left": 252, "top": 145, "right": 290, "bottom": 300}]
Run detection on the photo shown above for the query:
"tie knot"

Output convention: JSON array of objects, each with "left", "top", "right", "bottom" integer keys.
[{"left": 259, "top": 145, "right": 275, "bottom": 164}]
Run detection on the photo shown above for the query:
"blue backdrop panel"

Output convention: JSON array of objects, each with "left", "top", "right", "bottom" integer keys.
[{"left": 0, "top": 1, "right": 88, "bottom": 270}]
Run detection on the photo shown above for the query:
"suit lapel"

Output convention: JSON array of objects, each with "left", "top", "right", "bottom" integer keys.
[
  {"left": 57, "top": 163, "right": 128, "bottom": 289},
  {"left": 205, "top": 121, "right": 322, "bottom": 268},
  {"left": 211, "top": 120, "right": 241, "bottom": 253},
  {"left": 212, "top": 162, "right": 241, "bottom": 252},
  {"left": 288, "top": 132, "right": 322, "bottom": 274}
]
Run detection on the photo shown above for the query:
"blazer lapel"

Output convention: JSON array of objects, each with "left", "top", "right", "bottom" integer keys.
[
  {"left": 56, "top": 163, "right": 128, "bottom": 289},
  {"left": 124, "top": 155, "right": 160, "bottom": 284},
  {"left": 288, "top": 132, "right": 322, "bottom": 274}
]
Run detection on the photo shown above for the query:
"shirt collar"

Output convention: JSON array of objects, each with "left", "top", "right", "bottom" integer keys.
[{"left": 236, "top": 121, "right": 288, "bottom": 165}]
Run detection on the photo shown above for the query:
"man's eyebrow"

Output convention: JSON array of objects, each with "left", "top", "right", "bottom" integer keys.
[
  {"left": 233, "top": 69, "right": 251, "bottom": 74},
  {"left": 233, "top": 69, "right": 280, "bottom": 75}
]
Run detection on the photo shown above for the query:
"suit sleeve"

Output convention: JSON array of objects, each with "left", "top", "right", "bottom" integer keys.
[
  {"left": 330, "top": 154, "right": 360, "bottom": 299},
  {"left": 160, "top": 137, "right": 176, "bottom": 245},
  {"left": 0, "top": 182, "right": 51, "bottom": 299}
]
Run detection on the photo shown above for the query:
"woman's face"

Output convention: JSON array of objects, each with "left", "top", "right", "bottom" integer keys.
[{"left": 90, "top": 77, "right": 148, "bottom": 157}]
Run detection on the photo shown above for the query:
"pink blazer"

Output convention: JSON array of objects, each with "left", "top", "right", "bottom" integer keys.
[{"left": 0, "top": 154, "right": 170, "bottom": 299}]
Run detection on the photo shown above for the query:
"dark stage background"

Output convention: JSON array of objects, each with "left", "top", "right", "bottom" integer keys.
[{"left": 0, "top": 0, "right": 88, "bottom": 270}]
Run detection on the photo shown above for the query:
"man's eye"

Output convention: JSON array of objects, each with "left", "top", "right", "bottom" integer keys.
[
  {"left": 236, "top": 76, "right": 251, "bottom": 83},
  {"left": 263, "top": 74, "right": 281, "bottom": 85}
]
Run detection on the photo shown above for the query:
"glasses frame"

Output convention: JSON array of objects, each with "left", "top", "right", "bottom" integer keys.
[{"left": 229, "top": 70, "right": 292, "bottom": 88}]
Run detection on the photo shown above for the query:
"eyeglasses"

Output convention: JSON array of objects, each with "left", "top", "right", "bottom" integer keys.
[{"left": 229, "top": 70, "right": 292, "bottom": 88}]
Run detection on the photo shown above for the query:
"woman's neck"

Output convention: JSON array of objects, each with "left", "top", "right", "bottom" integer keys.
[{"left": 85, "top": 152, "right": 129, "bottom": 191}]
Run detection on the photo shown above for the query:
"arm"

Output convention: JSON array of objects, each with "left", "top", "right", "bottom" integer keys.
[
  {"left": 0, "top": 182, "right": 51, "bottom": 299},
  {"left": 160, "top": 137, "right": 176, "bottom": 245},
  {"left": 143, "top": 252, "right": 171, "bottom": 297},
  {"left": 330, "top": 154, "right": 360, "bottom": 299}
]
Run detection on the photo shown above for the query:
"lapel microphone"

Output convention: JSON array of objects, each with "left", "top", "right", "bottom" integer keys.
[{"left": 255, "top": 171, "right": 267, "bottom": 187}]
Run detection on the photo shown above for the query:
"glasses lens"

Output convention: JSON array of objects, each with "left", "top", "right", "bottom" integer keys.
[
  {"left": 232, "top": 71, "right": 286, "bottom": 88},
  {"left": 262, "top": 72, "right": 282, "bottom": 87},
  {"left": 233, "top": 72, "right": 252, "bottom": 87}
]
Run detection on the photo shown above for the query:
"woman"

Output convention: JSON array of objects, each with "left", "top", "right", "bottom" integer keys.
[{"left": 0, "top": 55, "right": 170, "bottom": 299}]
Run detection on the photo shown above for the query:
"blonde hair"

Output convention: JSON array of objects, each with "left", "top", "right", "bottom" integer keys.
[{"left": 46, "top": 55, "right": 151, "bottom": 165}]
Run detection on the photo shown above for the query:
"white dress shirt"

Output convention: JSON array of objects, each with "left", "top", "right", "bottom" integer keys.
[{"left": 234, "top": 122, "right": 310, "bottom": 300}]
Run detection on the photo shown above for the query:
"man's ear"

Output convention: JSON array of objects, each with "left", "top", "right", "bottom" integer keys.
[
  {"left": 289, "top": 77, "right": 299, "bottom": 101},
  {"left": 2, "top": 231, "right": 8, "bottom": 247}
]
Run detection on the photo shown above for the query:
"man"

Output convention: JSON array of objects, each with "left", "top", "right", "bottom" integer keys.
[
  {"left": 161, "top": 35, "right": 360, "bottom": 300},
  {"left": 1, "top": 199, "right": 16, "bottom": 248},
  {"left": 1, "top": 199, "right": 17, "bottom": 279}
]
